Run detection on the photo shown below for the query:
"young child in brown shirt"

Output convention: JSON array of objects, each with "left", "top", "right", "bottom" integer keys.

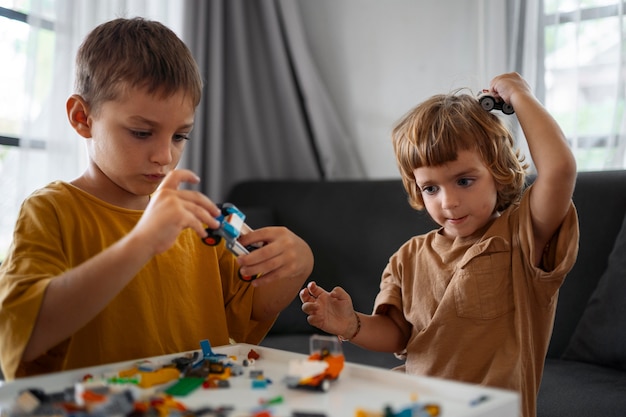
[{"left": 300, "top": 72, "right": 579, "bottom": 417}]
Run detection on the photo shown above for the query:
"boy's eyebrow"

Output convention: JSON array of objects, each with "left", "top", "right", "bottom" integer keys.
[{"left": 128, "top": 115, "right": 194, "bottom": 130}]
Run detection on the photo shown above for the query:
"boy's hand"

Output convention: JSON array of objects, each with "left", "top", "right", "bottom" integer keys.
[
  {"left": 300, "top": 281, "right": 356, "bottom": 338},
  {"left": 236, "top": 226, "right": 314, "bottom": 287},
  {"left": 135, "top": 169, "right": 221, "bottom": 255}
]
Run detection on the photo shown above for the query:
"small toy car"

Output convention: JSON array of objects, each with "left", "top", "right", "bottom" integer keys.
[
  {"left": 477, "top": 91, "right": 514, "bottom": 115},
  {"left": 285, "top": 335, "right": 345, "bottom": 392},
  {"left": 202, "top": 203, "right": 260, "bottom": 281}
]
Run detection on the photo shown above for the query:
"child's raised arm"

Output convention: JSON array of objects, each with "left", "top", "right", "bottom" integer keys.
[{"left": 489, "top": 72, "right": 577, "bottom": 265}]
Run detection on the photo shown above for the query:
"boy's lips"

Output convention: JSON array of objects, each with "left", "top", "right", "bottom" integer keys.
[{"left": 145, "top": 173, "right": 166, "bottom": 181}]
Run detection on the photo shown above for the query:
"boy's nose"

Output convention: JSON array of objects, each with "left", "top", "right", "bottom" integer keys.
[{"left": 151, "top": 138, "right": 174, "bottom": 165}]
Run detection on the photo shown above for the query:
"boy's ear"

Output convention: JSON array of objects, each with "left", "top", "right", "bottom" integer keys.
[{"left": 66, "top": 94, "right": 92, "bottom": 138}]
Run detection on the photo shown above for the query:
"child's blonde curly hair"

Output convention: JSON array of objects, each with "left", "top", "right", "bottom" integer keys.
[{"left": 392, "top": 92, "right": 528, "bottom": 212}]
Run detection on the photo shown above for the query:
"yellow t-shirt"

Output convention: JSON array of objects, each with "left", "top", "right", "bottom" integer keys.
[
  {"left": 0, "top": 181, "right": 274, "bottom": 380},
  {"left": 374, "top": 186, "right": 579, "bottom": 417}
]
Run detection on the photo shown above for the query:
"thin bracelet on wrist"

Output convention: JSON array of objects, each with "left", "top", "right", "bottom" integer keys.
[{"left": 338, "top": 311, "right": 361, "bottom": 342}]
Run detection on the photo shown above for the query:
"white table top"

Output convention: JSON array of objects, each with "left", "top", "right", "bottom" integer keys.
[{"left": 0, "top": 343, "right": 519, "bottom": 417}]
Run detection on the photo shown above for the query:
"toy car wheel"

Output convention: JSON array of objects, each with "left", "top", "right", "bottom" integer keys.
[
  {"left": 202, "top": 233, "right": 221, "bottom": 246},
  {"left": 238, "top": 269, "right": 258, "bottom": 282},
  {"left": 479, "top": 96, "right": 495, "bottom": 111},
  {"left": 501, "top": 103, "right": 515, "bottom": 115},
  {"left": 319, "top": 379, "right": 330, "bottom": 392}
]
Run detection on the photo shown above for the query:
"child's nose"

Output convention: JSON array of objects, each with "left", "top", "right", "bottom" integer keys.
[{"left": 441, "top": 189, "right": 460, "bottom": 209}]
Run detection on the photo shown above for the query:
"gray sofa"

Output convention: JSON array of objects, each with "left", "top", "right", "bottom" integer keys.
[{"left": 227, "top": 170, "right": 626, "bottom": 417}]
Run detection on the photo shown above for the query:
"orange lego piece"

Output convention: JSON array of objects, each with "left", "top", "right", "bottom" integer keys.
[{"left": 137, "top": 367, "right": 181, "bottom": 388}]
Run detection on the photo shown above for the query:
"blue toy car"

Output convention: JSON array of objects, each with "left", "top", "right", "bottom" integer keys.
[{"left": 202, "top": 203, "right": 260, "bottom": 281}]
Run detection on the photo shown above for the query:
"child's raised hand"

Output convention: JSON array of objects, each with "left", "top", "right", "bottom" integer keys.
[
  {"left": 300, "top": 281, "right": 356, "bottom": 337},
  {"left": 134, "top": 169, "right": 221, "bottom": 255},
  {"left": 488, "top": 72, "right": 534, "bottom": 108}
]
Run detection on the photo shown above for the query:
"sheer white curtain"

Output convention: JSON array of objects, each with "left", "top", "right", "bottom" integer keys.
[{"left": 0, "top": 0, "right": 184, "bottom": 259}]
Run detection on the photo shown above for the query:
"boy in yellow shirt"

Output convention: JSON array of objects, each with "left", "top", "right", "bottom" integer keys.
[{"left": 0, "top": 17, "right": 313, "bottom": 380}]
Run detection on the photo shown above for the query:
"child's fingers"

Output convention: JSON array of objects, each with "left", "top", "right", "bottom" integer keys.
[{"left": 300, "top": 281, "right": 320, "bottom": 302}]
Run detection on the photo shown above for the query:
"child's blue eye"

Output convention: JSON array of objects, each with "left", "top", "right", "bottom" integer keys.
[
  {"left": 174, "top": 134, "right": 190, "bottom": 142},
  {"left": 422, "top": 185, "right": 438, "bottom": 195},
  {"left": 458, "top": 178, "right": 474, "bottom": 187}
]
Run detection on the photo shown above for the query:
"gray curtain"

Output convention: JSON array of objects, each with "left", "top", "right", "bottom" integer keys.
[
  {"left": 506, "top": 0, "right": 545, "bottom": 100},
  {"left": 180, "top": 0, "right": 365, "bottom": 201},
  {"left": 505, "top": 0, "right": 545, "bottom": 172}
]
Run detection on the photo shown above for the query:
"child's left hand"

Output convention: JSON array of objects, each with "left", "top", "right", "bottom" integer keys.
[
  {"left": 236, "top": 226, "right": 313, "bottom": 287},
  {"left": 487, "top": 72, "right": 534, "bottom": 109},
  {"left": 300, "top": 281, "right": 357, "bottom": 338}
]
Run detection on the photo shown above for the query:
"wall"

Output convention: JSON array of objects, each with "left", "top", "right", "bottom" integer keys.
[{"left": 296, "top": 0, "right": 507, "bottom": 178}]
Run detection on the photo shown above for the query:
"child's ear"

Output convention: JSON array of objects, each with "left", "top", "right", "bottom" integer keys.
[{"left": 66, "top": 94, "right": 92, "bottom": 138}]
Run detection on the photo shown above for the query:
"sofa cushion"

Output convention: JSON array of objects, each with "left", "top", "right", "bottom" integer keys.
[
  {"left": 562, "top": 212, "right": 626, "bottom": 371},
  {"left": 537, "top": 358, "right": 626, "bottom": 417}
]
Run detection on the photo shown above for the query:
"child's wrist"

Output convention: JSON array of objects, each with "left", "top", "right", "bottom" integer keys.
[{"left": 338, "top": 311, "right": 361, "bottom": 342}]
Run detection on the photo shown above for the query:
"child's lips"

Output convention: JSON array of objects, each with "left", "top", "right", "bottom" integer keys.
[{"left": 447, "top": 215, "right": 468, "bottom": 225}]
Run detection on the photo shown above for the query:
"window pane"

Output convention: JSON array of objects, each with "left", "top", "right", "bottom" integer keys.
[
  {"left": 544, "top": 12, "right": 624, "bottom": 170},
  {"left": 0, "top": 15, "right": 54, "bottom": 139},
  {"left": 0, "top": 0, "right": 56, "bottom": 20},
  {"left": 0, "top": 16, "right": 29, "bottom": 137}
]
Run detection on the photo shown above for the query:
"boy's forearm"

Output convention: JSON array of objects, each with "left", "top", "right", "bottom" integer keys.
[
  {"left": 252, "top": 269, "right": 310, "bottom": 321},
  {"left": 22, "top": 232, "right": 153, "bottom": 362}
]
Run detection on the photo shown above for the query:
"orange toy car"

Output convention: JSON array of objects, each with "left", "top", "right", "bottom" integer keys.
[{"left": 285, "top": 335, "right": 345, "bottom": 392}]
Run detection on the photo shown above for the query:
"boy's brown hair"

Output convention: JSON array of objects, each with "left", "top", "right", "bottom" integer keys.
[
  {"left": 392, "top": 92, "right": 527, "bottom": 212},
  {"left": 74, "top": 17, "right": 203, "bottom": 114}
]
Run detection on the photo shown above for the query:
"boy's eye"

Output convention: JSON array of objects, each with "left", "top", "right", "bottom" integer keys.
[
  {"left": 131, "top": 130, "right": 151, "bottom": 139},
  {"left": 173, "top": 134, "right": 190, "bottom": 142}
]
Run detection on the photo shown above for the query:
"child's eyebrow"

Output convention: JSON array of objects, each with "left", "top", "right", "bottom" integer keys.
[{"left": 453, "top": 168, "right": 481, "bottom": 177}]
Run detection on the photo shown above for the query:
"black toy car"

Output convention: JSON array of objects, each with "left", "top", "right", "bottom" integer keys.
[{"left": 478, "top": 92, "right": 515, "bottom": 115}]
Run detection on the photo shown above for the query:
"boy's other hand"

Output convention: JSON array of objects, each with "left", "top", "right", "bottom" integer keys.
[
  {"left": 237, "top": 226, "right": 314, "bottom": 287},
  {"left": 134, "top": 169, "right": 221, "bottom": 255}
]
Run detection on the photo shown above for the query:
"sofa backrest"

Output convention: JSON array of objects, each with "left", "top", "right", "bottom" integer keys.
[
  {"left": 227, "top": 180, "right": 438, "bottom": 336},
  {"left": 546, "top": 170, "right": 626, "bottom": 357},
  {"left": 227, "top": 170, "right": 626, "bottom": 357}
]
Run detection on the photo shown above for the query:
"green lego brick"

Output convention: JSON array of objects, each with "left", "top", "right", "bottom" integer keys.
[{"left": 164, "top": 377, "right": 205, "bottom": 396}]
